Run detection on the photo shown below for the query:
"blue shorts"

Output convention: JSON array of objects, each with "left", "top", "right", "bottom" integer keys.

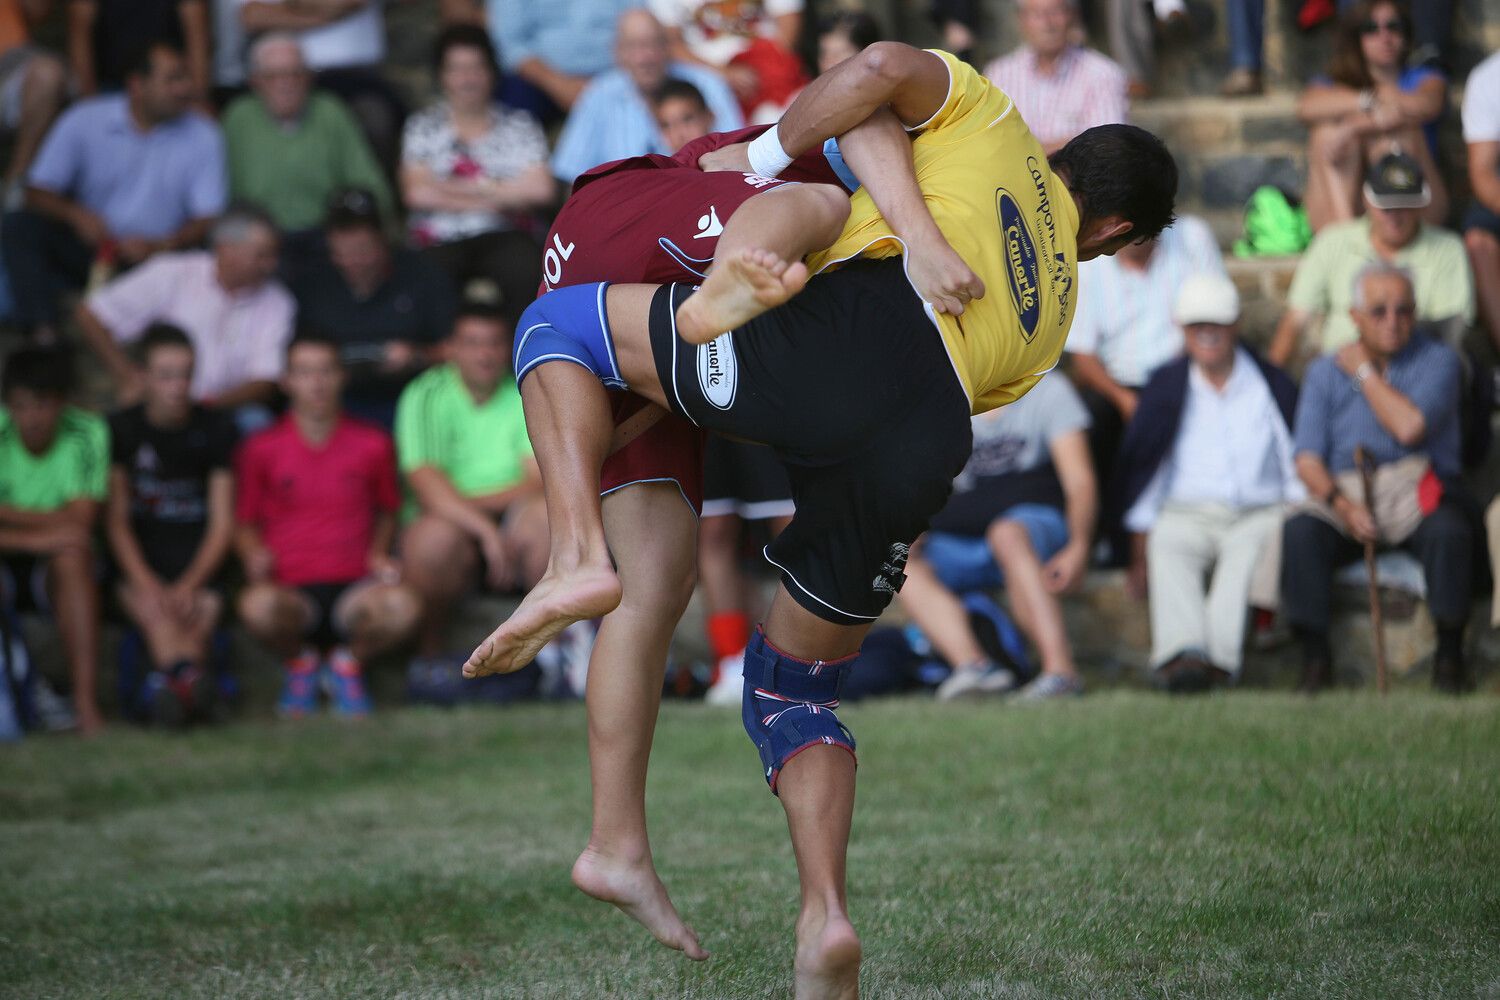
[
  {"left": 1463, "top": 200, "right": 1500, "bottom": 238},
  {"left": 918, "top": 503, "right": 1070, "bottom": 593}
]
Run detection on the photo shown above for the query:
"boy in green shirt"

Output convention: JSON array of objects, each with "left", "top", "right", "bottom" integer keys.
[
  {"left": 0, "top": 349, "right": 108, "bottom": 735},
  {"left": 396, "top": 303, "right": 545, "bottom": 663}
]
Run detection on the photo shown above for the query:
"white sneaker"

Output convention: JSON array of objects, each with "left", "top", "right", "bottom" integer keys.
[
  {"left": 936, "top": 664, "right": 1016, "bottom": 701},
  {"left": 704, "top": 652, "right": 744, "bottom": 707},
  {"left": 1011, "top": 673, "right": 1084, "bottom": 702}
]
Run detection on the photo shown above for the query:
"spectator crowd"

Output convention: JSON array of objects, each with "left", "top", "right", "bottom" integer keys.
[{"left": 0, "top": 0, "right": 1497, "bottom": 739}]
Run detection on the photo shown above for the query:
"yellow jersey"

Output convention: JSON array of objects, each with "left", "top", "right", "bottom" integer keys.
[{"left": 805, "top": 50, "right": 1080, "bottom": 415}]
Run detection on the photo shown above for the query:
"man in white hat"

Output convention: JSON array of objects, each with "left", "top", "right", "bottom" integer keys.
[{"left": 1115, "top": 273, "right": 1303, "bottom": 692}]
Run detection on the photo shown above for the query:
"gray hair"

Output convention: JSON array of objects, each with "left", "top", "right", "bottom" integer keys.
[
  {"left": 248, "top": 32, "right": 305, "bottom": 75},
  {"left": 1350, "top": 261, "right": 1415, "bottom": 311},
  {"left": 211, "top": 204, "right": 278, "bottom": 248}
]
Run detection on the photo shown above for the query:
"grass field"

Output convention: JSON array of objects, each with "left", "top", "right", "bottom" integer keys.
[{"left": 3, "top": 692, "right": 1498, "bottom": 999}]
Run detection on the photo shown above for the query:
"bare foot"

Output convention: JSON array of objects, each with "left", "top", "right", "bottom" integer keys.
[
  {"left": 572, "top": 846, "right": 709, "bottom": 961},
  {"left": 463, "top": 565, "right": 621, "bottom": 677},
  {"left": 795, "top": 911, "right": 861, "bottom": 1000},
  {"left": 676, "top": 247, "right": 809, "bottom": 345}
]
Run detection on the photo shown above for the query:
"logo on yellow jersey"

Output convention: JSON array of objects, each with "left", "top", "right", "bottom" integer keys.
[{"left": 995, "top": 188, "right": 1041, "bottom": 342}]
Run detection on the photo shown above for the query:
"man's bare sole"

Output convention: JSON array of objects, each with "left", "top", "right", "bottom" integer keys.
[
  {"left": 572, "top": 846, "right": 710, "bottom": 961},
  {"left": 463, "top": 566, "right": 622, "bottom": 677},
  {"left": 795, "top": 915, "right": 861, "bottom": 1000},
  {"left": 676, "top": 248, "right": 809, "bottom": 345}
]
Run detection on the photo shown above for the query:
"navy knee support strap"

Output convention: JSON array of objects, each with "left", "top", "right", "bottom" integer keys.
[
  {"left": 513, "top": 282, "right": 626, "bottom": 389},
  {"left": 741, "top": 627, "right": 857, "bottom": 794}
]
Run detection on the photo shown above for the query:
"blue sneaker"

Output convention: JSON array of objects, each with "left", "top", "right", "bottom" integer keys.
[
  {"left": 277, "top": 649, "right": 321, "bottom": 718},
  {"left": 325, "top": 646, "right": 372, "bottom": 718}
]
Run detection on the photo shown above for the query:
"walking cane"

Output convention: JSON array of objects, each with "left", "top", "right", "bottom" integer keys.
[{"left": 1354, "top": 446, "right": 1388, "bottom": 695}]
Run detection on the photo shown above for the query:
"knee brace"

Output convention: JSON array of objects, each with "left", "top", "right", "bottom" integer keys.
[
  {"left": 512, "top": 282, "right": 626, "bottom": 389},
  {"left": 740, "top": 627, "right": 857, "bottom": 795}
]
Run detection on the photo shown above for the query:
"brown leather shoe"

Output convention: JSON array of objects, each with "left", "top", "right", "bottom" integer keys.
[
  {"left": 1221, "top": 68, "right": 1262, "bottom": 97},
  {"left": 1158, "top": 653, "right": 1227, "bottom": 694}
]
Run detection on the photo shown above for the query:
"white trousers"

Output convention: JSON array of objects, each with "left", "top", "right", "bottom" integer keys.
[{"left": 1147, "top": 503, "right": 1284, "bottom": 674}]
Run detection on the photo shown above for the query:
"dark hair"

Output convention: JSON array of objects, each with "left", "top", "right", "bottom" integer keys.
[
  {"left": 454, "top": 299, "right": 509, "bottom": 330},
  {"left": 1, "top": 347, "right": 74, "bottom": 399},
  {"left": 433, "top": 23, "right": 501, "bottom": 80},
  {"left": 819, "top": 11, "right": 882, "bottom": 53},
  {"left": 122, "top": 38, "right": 184, "bottom": 83},
  {"left": 652, "top": 78, "right": 708, "bottom": 111},
  {"left": 324, "top": 186, "right": 383, "bottom": 233},
  {"left": 137, "top": 323, "right": 194, "bottom": 365},
  {"left": 1049, "top": 124, "right": 1178, "bottom": 243},
  {"left": 285, "top": 331, "right": 341, "bottom": 363},
  {"left": 1329, "top": 0, "right": 1410, "bottom": 89}
]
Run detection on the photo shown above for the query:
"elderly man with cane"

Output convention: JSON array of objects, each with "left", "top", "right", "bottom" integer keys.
[{"left": 1280, "top": 262, "right": 1474, "bottom": 693}]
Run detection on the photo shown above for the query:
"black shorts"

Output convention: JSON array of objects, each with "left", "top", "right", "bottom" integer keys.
[
  {"left": 702, "top": 436, "right": 795, "bottom": 520},
  {"left": 1463, "top": 200, "right": 1500, "bottom": 238},
  {"left": 650, "top": 258, "right": 973, "bottom": 625}
]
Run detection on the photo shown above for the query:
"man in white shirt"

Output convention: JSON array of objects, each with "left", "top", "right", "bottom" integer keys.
[{"left": 1116, "top": 274, "right": 1302, "bottom": 692}]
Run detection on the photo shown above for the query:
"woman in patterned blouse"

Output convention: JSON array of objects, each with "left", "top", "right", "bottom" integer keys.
[{"left": 401, "top": 24, "right": 556, "bottom": 323}]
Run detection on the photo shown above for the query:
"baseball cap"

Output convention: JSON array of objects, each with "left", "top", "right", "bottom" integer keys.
[
  {"left": 1172, "top": 272, "right": 1240, "bottom": 327},
  {"left": 325, "top": 187, "right": 383, "bottom": 229},
  {"left": 1363, "top": 152, "right": 1431, "bottom": 210}
]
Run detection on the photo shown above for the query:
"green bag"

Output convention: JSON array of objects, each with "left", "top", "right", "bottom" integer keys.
[{"left": 1232, "top": 185, "right": 1312, "bottom": 258}]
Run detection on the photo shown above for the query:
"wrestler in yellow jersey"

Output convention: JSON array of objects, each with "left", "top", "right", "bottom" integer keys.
[{"left": 806, "top": 50, "right": 1078, "bottom": 414}]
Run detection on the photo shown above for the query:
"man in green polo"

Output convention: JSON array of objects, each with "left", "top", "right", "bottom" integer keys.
[
  {"left": 395, "top": 302, "right": 546, "bottom": 669},
  {"left": 0, "top": 348, "right": 109, "bottom": 735}
]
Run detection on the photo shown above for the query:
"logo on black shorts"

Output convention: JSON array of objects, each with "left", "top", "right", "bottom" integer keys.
[
  {"left": 995, "top": 188, "right": 1042, "bottom": 343},
  {"left": 697, "top": 332, "right": 738, "bottom": 409},
  {"left": 872, "top": 542, "right": 910, "bottom": 596}
]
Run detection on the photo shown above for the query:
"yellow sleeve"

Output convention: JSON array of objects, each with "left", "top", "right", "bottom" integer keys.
[{"left": 908, "top": 49, "right": 1014, "bottom": 148}]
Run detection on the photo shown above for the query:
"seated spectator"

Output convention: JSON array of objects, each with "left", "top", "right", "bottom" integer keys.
[
  {"left": 106, "top": 325, "right": 236, "bottom": 725},
  {"left": 488, "top": 0, "right": 642, "bottom": 121},
  {"left": 898, "top": 371, "right": 1095, "bottom": 701},
  {"left": 984, "top": 0, "right": 1128, "bottom": 154},
  {"left": 396, "top": 305, "right": 546, "bottom": 669},
  {"left": 1297, "top": 1, "right": 1448, "bottom": 233},
  {"left": 75, "top": 205, "right": 294, "bottom": 428},
  {"left": 1065, "top": 214, "right": 1222, "bottom": 563},
  {"left": 0, "top": 348, "right": 107, "bottom": 735},
  {"left": 67, "top": 0, "right": 210, "bottom": 101},
  {"left": 815, "top": 11, "right": 880, "bottom": 76},
  {"left": 1117, "top": 275, "right": 1302, "bottom": 693},
  {"left": 1282, "top": 263, "right": 1472, "bottom": 693},
  {"left": 2, "top": 39, "right": 226, "bottom": 343},
  {"left": 402, "top": 25, "right": 553, "bottom": 323},
  {"left": 239, "top": 0, "right": 405, "bottom": 169},
  {"left": 223, "top": 33, "right": 393, "bottom": 269},
  {"left": 652, "top": 78, "right": 716, "bottom": 154},
  {"left": 235, "top": 334, "right": 419, "bottom": 718},
  {"left": 0, "top": 1, "right": 67, "bottom": 192},
  {"left": 1268, "top": 153, "right": 1472, "bottom": 367},
  {"left": 1461, "top": 49, "right": 1500, "bottom": 352},
  {"left": 551, "top": 9, "right": 741, "bottom": 185},
  {"left": 291, "top": 188, "right": 457, "bottom": 426},
  {"left": 1108, "top": 0, "right": 1187, "bottom": 99},
  {"left": 652, "top": 0, "right": 806, "bottom": 122}
]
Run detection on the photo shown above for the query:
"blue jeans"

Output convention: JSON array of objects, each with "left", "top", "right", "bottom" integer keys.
[
  {"left": 1228, "top": 0, "right": 1264, "bottom": 71},
  {"left": 919, "top": 503, "right": 1070, "bottom": 593}
]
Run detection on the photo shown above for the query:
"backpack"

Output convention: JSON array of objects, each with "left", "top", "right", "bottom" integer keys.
[{"left": 1233, "top": 186, "right": 1313, "bottom": 258}]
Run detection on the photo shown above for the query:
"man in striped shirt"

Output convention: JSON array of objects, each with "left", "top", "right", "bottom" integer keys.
[{"left": 984, "top": 0, "right": 1129, "bottom": 154}]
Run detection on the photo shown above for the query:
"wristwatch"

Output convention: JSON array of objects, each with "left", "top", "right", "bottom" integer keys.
[
  {"left": 1359, "top": 89, "right": 1377, "bottom": 113},
  {"left": 1353, "top": 360, "right": 1375, "bottom": 388}
]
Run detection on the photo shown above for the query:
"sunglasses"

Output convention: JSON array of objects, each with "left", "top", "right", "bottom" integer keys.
[
  {"left": 1365, "top": 303, "right": 1415, "bottom": 319},
  {"left": 1360, "top": 18, "right": 1405, "bottom": 35}
]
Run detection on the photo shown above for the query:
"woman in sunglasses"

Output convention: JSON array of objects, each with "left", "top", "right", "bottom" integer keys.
[{"left": 1297, "top": 0, "right": 1448, "bottom": 233}]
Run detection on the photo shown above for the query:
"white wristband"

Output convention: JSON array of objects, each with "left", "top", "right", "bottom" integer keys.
[{"left": 747, "top": 126, "right": 794, "bottom": 178}]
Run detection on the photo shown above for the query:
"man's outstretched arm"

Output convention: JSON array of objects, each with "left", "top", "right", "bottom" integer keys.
[{"left": 776, "top": 43, "right": 952, "bottom": 151}]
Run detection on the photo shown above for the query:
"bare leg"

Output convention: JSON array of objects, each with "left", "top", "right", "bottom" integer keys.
[
  {"left": 987, "top": 520, "right": 1077, "bottom": 678},
  {"left": 675, "top": 185, "right": 849, "bottom": 344},
  {"left": 1466, "top": 228, "right": 1500, "bottom": 354},
  {"left": 340, "top": 583, "right": 421, "bottom": 661},
  {"left": 1304, "top": 121, "right": 1363, "bottom": 233},
  {"left": 570, "top": 483, "right": 708, "bottom": 960},
  {"left": 400, "top": 514, "right": 481, "bottom": 657},
  {"left": 237, "top": 583, "right": 312, "bottom": 658},
  {"left": 118, "top": 584, "right": 220, "bottom": 668},
  {"left": 761, "top": 588, "right": 868, "bottom": 1000},
  {"left": 698, "top": 513, "right": 745, "bottom": 619},
  {"left": 49, "top": 545, "right": 102, "bottom": 735}
]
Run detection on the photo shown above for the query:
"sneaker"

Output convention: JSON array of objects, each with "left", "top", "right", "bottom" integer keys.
[
  {"left": 140, "top": 670, "right": 186, "bottom": 727},
  {"left": 30, "top": 678, "right": 77, "bottom": 732},
  {"left": 1012, "top": 673, "right": 1085, "bottom": 702},
  {"left": 705, "top": 651, "right": 745, "bottom": 707},
  {"left": 936, "top": 663, "right": 1016, "bottom": 701},
  {"left": 1220, "top": 68, "right": 1262, "bottom": 97},
  {"left": 325, "top": 646, "right": 372, "bottom": 718},
  {"left": 277, "top": 648, "right": 321, "bottom": 718}
]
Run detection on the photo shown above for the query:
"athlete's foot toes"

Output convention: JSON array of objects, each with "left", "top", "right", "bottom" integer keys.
[
  {"left": 676, "top": 247, "right": 810, "bottom": 345},
  {"left": 795, "top": 913, "right": 861, "bottom": 1000},
  {"left": 463, "top": 567, "right": 621, "bottom": 678},
  {"left": 572, "top": 847, "right": 710, "bottom": 961}
]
